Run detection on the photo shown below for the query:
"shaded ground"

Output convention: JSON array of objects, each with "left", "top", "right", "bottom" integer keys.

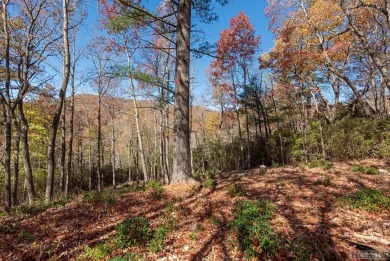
[{"left": 1, "top": 160, "right": 389, "bottom": 260}]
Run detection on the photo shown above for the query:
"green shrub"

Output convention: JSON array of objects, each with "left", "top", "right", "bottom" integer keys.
[
  {"left": 148, "top": 225, "right": 169, "bottom": 253},
  {"left": 146, "top": 180, "right": 164, "bottom": 199},
  {"left": 309, "top": 160, "right": 322, "bottom": 168},
  {"left": 18, "top": 201, "right": 51, "bottom": 215},
  {"left": 193, "top": 170, "right": 214, "bottom": 182},
  {"left": 0, "top": 220, "right": 15, "bottom": 234},
  {"left": 203, "top": 177, "right": 216, "bottom": 189},
  {"left": 365, "top": 167, "right": 379, "bottom": 175},
  {"left": 16, "top": 197, "right": 69, "bottom": 215},
  {"left": 309, "top": 160, "right": 333, "bottom": 170},
  {"left": 351, "top": 165, "right": 365, "bottom": 173},
  {"left": 227, "top": 184, "right": 244, "bottom": 196},
  {"left": 323, "top": 162, "right": 334, "bottom": 170},
  {"left": 288, "top": 235, "right": 312, "bottom": 261},
  {"left": 326, "top": 118, "right": 390, "bottom": 160},
  {"left": 114, "top": 217, "right": 170, "bottom": 253},
  {"left": 231, "top": 199, "right": 280, "bottom": 258},
  {"left": 193, "top": 170, "right": 203, "bottom": 181},
  {"left": 190, "top": 231, "right": 197, "bottom": 241},
  {"left": 84, "top": 190, "right": 116, "bottom": 206},
  {"left": 313, "top": 176, "right": 333, "bottom": 187},
  {"left": 271, "top": 162, "right": 281, "bottom": 168},
  {"left": 337, "top": 188, "right": 390, "bottom": 212},
  {"left": 244, "top": 247, "right": 257, "bottom": 259},
  {"left": 116, "top": 182, "right": 145, "bottom": 195},
  {"left": 79, "top": 243, "right": 110, "bottom": 261},
  {"left": 161, "top": 202, "right": 180, "bottom": 229},
  {"left": 115, "top": 217, "right": 151, "bottom": 248},
  {"left": 351, "top": 165, "right": 379, "bottom": 175},
  {"left": 298, "top": 164, "right": 307, "bottom": 171},
  {"left": 192, "top": 140, "right": 242, "bottom": 173},
  {"left": 18, "top": 204, "right": 45, "bottom": 215},
  {"left": 18, "top": 228, "right": 35, "bottom": 242}
]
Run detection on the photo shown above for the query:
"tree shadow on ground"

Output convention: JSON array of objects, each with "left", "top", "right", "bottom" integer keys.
[{"left": 1, "top": 165, "right": 389, "bottom": 260}]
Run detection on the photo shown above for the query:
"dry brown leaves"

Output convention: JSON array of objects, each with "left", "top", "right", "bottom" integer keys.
[{"left": 0, "top": 160, "right": 389, "bottom": 260}]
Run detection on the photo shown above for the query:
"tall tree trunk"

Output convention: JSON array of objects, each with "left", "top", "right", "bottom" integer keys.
[
  {"left": 46, "top": 0, "right": 71, "bottom": 201},
  {"left": 109, "top": 107, "right": 116, "bottom": 187},
  {"left": 65, "top": 69, "right": 75, "bottom": 196},
  {"left": 172, "top": 0, "right": 192, "bottom": 183},
  {"left": 164, "top": 71, "right": 171, "bottom": 182},
  {"left": 164, "top": 106, "right": 171, "bottom": 183},
  {"left": 59, "top": 103, "right": 66, "bottom": 193},
  {"left": 243, "top": 68, "right": 251, "bottom": 169},
  {"left": 97, "top": 96, "right": 102, "bottom": 191},
  {"left": 78, "top": 139, "right": 83, "bottom": 183},
  {"left": 122, "top": 39, "right": 148, "bottom": 182},
  {"left": 1, "top": 0, "right": 12, "bottom": 210},
  {"left": 88, "top": 139, "right": 93, "bottom": 191},
  {"left": 311, "top": 91, "right": 326, "bottom": 160},
  {"left": 2, "top": 103, "right": 12, "bottom": 210},
  {"left": 160, "top": 106, "right": 166, "bottom": 182},
  {"left": 17, "top": 102, "right": 35, "bottom": 205},
  {"left": 232, "top": 75, "right": 244, "bottom": 169},
  {"left": 130, "top": 83, "right": 148, "bottom": 181},
  {"left": 380, "top": 77, "right": 388, "bottom": 117},
  {"left": 154, "top": 109, "right": 158, "bottom": 180},
  {"left": 12, "top": 131, "right": 20, "bottom": 206},
  {"left": 128, "top": 136, "right": 132, "bottom": 183}
]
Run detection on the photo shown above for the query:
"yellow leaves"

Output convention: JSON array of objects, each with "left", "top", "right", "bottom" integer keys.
[
  {"left": 308, "top": 0, "right": 343, "bottom": 31},
  {"left": 204, "top": 112, "right": 221, "bottom": 134}
]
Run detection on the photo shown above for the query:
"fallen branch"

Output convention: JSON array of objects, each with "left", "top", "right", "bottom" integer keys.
[{"left": 350, "top": 233, "right": 390, "bottom": 246}]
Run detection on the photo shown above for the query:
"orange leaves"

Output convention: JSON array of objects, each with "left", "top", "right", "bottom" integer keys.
[
  {"left": 308, "top": 0, "right": 343, "bottom": 31},
  {"left": 216, "top": 12, "right": 260, "bottom": 71},
  {"left": 208, "top": 12, "right": 260, "bottom": 109},
  {"left": 263, "top": 0, "right": 357, "bottom": 77}
]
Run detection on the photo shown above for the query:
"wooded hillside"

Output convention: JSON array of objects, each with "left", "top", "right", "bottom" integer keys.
[{"left": 1, "top": 0, "right": 389, "bottom": 260}]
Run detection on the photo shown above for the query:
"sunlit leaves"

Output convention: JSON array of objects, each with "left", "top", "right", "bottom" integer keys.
[{"left": 216, "top": 12, "right": 260, "bottom": 70}]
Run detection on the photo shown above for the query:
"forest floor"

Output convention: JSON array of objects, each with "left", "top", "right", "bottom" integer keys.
[{"left": 1, "top": 160, "right": 390, "bottom": 261}]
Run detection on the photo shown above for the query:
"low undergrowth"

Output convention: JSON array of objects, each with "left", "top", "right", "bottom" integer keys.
[
  {"left": 309, "top": 160, "right": 334, "bottom": 170},
  {"left": 84, "top": 190, "right": 116, "bottom": 206},
  {"left": 145, "top": 180, "right": 165, "bottom": 199},
  {"left": 79, "top": 243, "right": 111, "bottom": 261},
  {"left": 351, "top": 165, "right": 379, "bottom": 175},
  {"left": 114, "top": 216, "right": 170, "bottom": 253},
  {"left": 337, "top": 188, "right": 390, "bottom": 212},
  {"left": 231, "top": 199, "right": 280, "bottom": 259},
  {"left": 227, "top": 184, "right": 245, "bottom": 196}
]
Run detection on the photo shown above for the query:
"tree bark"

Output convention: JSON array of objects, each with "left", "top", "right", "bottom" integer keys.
[
  {"left": 17, "top": 102, "right": 35, "bottom": 205},
  {"left": 232, "top": 74, "right": 245, "bottom": 169},
  {"left": 97, "top": 95, "right": 102, "bottom": 191},
  {"left": 46, "top": 0, "right": 71, "bottom": 201},
  {"left": 2, "top": 103, "right": 12, "bottom": 210},
  {"left": 122, "top": 37, "right": 149, "bottom": 182},
  {"left": 65, "top": 64, "right": 75, "bottom": 196},
  {"left": 12, "top": 131, "right": 20, "bottom": 206},
  {"left": 59, "top": 103, "right": 66, "bottom": 193},
  {"left": 172, "top": 0, "right": 192, "bottom": 184},
  {"left": 1, "top": 0, "right": 12, "bottom": 210},
  {"left": 243, "top": 67, "right": 251, "bottom": 169},
  {"left": 108, "top": 105, "right": 116, "bottom": 187}
]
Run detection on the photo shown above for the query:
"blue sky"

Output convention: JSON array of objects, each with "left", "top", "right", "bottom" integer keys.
[{"left": 79, "top": 0, "right": 274, "bottom": 98}]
